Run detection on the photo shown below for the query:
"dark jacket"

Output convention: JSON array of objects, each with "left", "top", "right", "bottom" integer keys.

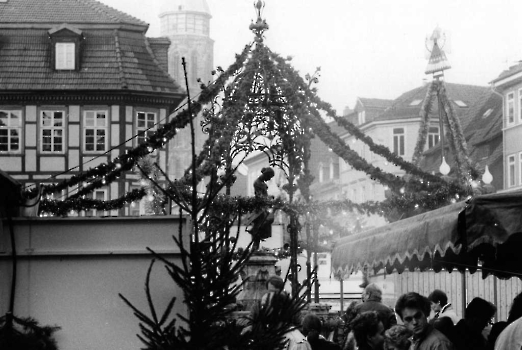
[
  {"left": 308, "top": 337, "right": 341, "bottom": 350},
  {"left": 354, "top": 297, "right": 397, "bottom": 329},
  {"left": 413, "top": 326, "right": 455, "bottom": 350},
  {"left": 452, "top": 320, "right": 487, "bottom": 350}
]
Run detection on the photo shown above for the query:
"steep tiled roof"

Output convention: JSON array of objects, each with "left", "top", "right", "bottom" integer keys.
[
  {"left": 0, "top": 0, "right": 147, "bottom": 26},
  {"left": 375, "top": 83, "right": 490, "bottom": 129},
  {"left": 464, "top": 93, "right": 503, "bottom": 147},
  {"left": 0, "top": 28, "right": 182, "bottom": 93}
]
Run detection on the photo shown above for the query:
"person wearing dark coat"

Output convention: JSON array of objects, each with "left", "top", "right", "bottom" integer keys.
[
  {"left": 355, "top": 283, "right": 397, "bottom": 330},
  {"left": 452, "top": 297, "right": 496, "bottom": 350}
]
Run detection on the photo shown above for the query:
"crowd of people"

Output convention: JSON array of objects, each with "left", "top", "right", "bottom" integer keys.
[
  {"left": 339, "top": 284, "right": 522, "bottom": 350},
  {"left": 253, "top": 277, "right": 522, "bottom": 350}
]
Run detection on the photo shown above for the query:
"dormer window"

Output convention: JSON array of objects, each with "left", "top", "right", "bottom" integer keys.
[
  {"left": 453, "top": 100, "right": 468, "bottom": 108},
  {"left": 55, "top": 43, "right": 75, "bottom": 70},
  {"left": 48, "top": 24, "right": 84, "bottom": 71}
]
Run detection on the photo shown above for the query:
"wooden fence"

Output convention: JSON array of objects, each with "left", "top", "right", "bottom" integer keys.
[{"left": 375, "top": 270, "right": 522, "bottom": 321}]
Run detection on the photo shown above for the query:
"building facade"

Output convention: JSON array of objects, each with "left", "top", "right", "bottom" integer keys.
[
  {"left": 491, "top": 62, "right": 522, "bottom": 192},
  {"left": 0, "top": 0, "right": 185, "bottom": 216}
]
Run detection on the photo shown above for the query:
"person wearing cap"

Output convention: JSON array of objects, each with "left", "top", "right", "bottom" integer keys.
[
  {"left": 266, "top": 275, "right": 285, "bottom": 293},
  {"left": 355, "top": 283, "right": 397, "bottom": 330}
]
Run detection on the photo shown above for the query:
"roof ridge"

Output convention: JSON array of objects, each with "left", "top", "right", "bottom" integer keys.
[
  {"left": 77, "top": 0, "right": 148, "bottom": 26},
  {"left": 113, "top": 29, "right": 129, "bottom": 89}
]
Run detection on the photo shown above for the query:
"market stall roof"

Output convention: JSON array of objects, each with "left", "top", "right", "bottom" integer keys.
[{"left": 332, "top": 190, "right": 522, "bottom": 280}]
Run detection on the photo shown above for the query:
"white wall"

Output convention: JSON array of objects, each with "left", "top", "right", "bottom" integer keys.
[{"left": 0, "top": 216, "right": 189, "bottom": 350}]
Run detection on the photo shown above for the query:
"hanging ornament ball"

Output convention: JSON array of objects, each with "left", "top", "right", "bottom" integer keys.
[{"left": 256, "top": 0, "right": 263, "bottom": 10}]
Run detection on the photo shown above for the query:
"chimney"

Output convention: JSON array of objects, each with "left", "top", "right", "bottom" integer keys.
[{"left": 147, "top": 37, "right": 171, "bottom": 73}]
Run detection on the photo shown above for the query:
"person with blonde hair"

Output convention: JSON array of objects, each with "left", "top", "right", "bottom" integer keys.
[{"left": 384, "top": 324, "right": 412, "bottom": 350}]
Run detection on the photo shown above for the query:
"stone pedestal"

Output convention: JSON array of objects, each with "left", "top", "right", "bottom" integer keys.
[{"left": 236, "top": 251, "right": 278, "bottom": 312}]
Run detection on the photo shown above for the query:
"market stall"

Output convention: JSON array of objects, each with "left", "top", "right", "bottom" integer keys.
[{"left": 332, "top": 190, "right": 522, "bottom": 279}]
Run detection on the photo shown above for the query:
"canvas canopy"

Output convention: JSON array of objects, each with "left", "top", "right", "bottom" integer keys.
[{"left": 331, "top": 190, "right": 522, "bottom": 279}]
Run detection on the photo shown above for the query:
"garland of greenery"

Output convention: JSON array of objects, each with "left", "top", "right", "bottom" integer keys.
[
  {"left": 438, "top": 82, "right": 478, "bottom": 179},
  {"left": 34, "top": 28, "right": 474, "bottom": 222},
  {"left": 412, "top": 81, "right": 437, "bottom": 164},
  {"left": 411, "top": 80, "right": 478, "bottom": 181},
  {"left": 39, "top": 188, "right": 147, "bottom": 217},
  {"left": 332, "top": 113, "right": 451, "bottom": 186}
]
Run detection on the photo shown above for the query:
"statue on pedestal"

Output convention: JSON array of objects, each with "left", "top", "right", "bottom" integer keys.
[{"left": 245, "top": 167, "right": 275, "bottom": 250}]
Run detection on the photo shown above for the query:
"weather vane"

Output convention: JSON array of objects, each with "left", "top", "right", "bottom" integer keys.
[
  {"left": 425, "top": 26, "right": 451, "bottom": 78},
  {"left": 249, "top": 0, "right": 269, "bottom": 42}
]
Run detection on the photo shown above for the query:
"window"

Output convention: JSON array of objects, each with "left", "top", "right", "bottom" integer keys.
[
  {"left": 393, "top": 128, "right": 405, "bottom": 156},
  {"left": 453, "top": 100, "right": 468, "bottom": 108},
  {"left": 332, "top": 159, "right": 340, "bottom": 179},
  {"left": 84, "top": 110, "right": 107, "bottom": 152},
  {"left": 508, "top": 155, "right": 516, "bottom": 187},
  {"left": 136, "top": 112, "right": 157, "bottom": 146},
  {"left": 358, "top": 111, "right": 366, "bottom": 124},
  {"left": 55, "top": 43, "right": 75, "bottom": 70},
  {"left": 191, "top": 51, "right": 198, "bottom": 83},
  {"left": 84, "top": 189, "right": 107, "bottom": 217},
  {"left": 322, "top": 162, "right": 330, "bottom": 182},
  {"left": 41, "top": 111, "right": 64, "bottom": 152},
  {"left": 519, "top": 89, "right": 522, "bottom": 122},
  {"left": 48, "top": 25, "right": 83, "bottom": 71},
  {"left": 428, "top": 126, "right": 440, "bottom": 149},
  {"left": 170, "top": 54, "right": 180, "bottom": 81},
  {"left": 483, "top": 108, "right": 493, "bottom": 118},
  {"left": 507, "top": 92, "right": 515, "bottom": 125},
  {"left": 0, "top": 110, "right": 21, "bottom": 152},
  {"left": 519, "top": 152, "right": 522, "bottom": 186}
]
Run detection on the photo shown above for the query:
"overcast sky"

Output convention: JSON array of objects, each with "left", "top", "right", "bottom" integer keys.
[{"left": 101, "top": 0, "right": 522, "bottom": 113}]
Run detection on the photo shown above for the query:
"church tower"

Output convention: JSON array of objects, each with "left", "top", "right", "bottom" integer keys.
[{"left": 159, "top": 0, "right": 214, "bottom": 179}]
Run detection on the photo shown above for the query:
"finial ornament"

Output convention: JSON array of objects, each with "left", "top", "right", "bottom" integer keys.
[
  {"left": 249, "top": 1, "right": 269, "bottom": 42},
  {"left": 425, "top": 26, "right": 451, "bottom": 76}
]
